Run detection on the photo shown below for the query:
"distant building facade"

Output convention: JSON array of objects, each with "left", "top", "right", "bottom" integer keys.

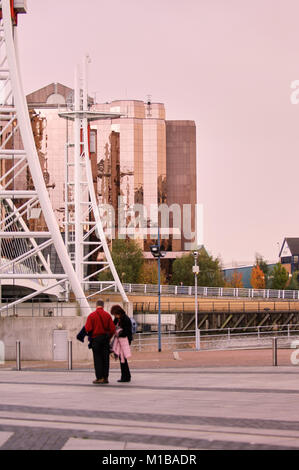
[
  {"left": 92, "top": 99, "right": 167, "bottom": 247},
  {"left": 166, "top": 120, "right": 197, "bottom": 252},
  {"left": 24, "top": 84, "right": 197, "bottom": 256},
  {"left": 26, "top": 83, "right": 78, "bottom": 229},
  {"left": 279, "top": 238, "right": 299, "bottom": 274},
  {"left": 223, "top": 264, "right": 275, "bottom": 289}
]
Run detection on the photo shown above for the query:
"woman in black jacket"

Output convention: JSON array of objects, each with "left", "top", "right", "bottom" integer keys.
[{"left": 111, "top": 305, "right": 132, "bottom": 383}]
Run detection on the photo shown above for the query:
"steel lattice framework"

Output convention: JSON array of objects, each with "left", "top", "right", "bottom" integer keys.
[
  {"left": 0, "top": 1, "right": 128, "bottom": 313},
  {"left": 60, "top": 57, "right": 129, "bottom": 302},
  {"left": 0, "top": 0, "right": 92, "bottom": 314}
]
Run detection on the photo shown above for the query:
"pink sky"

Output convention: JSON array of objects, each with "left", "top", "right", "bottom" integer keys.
[{"left": 17, "top": 0, "right": 299, "bottom": 266}]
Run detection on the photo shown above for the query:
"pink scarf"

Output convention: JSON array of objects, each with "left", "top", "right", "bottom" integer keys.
[{"left": 112, "top": 336, "right": 131, "bottom": 363}]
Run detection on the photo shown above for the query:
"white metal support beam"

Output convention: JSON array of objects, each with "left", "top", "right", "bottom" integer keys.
[
  {"left": 60, "top": 55, "right": 128, "bottom": 303},
  {"left": 0, "top": 0, "right": 91, "bottom": 314}
]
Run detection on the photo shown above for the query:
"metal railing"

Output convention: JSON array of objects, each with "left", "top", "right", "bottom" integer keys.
[
  {"left": 0, "top": 300, "right": 73, "bottom": 317},
  {"left": 130, "top": 323, "right": 299, "bottom": 352},
  {"left": 93, "top": 282, "right": 299, "bottom": 301}
]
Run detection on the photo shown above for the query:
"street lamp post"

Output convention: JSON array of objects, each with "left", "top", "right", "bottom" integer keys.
[
  {"left": 150, "top": 227, "right": 165, "bottom": 352},
  {"left": 158, "top": 248, "right": 161, "bottom": 352},
  {"left": 193, "top": 251, "right": 200, "bottom": 350}
]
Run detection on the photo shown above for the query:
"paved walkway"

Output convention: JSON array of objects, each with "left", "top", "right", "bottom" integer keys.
[{"left": 0, "top": 349, "right": 299, "bottom": 450}]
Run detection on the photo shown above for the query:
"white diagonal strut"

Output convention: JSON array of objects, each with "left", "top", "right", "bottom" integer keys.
[{"left": 0, "top": 0, "right": 91, "bottom": 315}]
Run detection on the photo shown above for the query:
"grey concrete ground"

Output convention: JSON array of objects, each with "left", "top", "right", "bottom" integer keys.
[{"left": 0, "top": 365, "right": 299, "bottom": 450}]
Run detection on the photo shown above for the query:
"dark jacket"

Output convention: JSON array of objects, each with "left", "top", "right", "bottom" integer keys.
[
  {"left": 114, "top": 314, "right": 133, "bottom": 345},
  {"left": 76, "top": 326, "right": 92, "bottom": 349}
]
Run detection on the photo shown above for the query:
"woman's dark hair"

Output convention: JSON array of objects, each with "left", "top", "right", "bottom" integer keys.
[{"left": 111, "top": 305, "right": 126, "bottom": 317}]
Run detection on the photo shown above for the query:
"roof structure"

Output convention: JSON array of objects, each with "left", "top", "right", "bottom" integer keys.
[
  {"left": 279, "top": 238, "right": 299, "bottom": 257},
  {"left": 26, "top": 82, "right": 94, "bottom": 109}
]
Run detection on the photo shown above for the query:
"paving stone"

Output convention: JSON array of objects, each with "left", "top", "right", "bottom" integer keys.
[
  {"left": 62, "top": 438, "right": 126, "bottom": 450},
  {"left": 0, "top": 431, "right": 13, "bottom": 447},
  {"left": 0, "top": 362, "right": 299, "bottom": 450}
]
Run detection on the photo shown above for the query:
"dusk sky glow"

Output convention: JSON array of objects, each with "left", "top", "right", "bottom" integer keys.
[{"left": 18, "top": 0, "right": 299, "bottom": 266}]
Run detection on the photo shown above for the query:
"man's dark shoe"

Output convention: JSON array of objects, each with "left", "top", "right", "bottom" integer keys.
[
  {"left": 93, "top": 378, "right": 108, "bottom": 384},
  {"left": 117, "top": 379, "right": 131, "bottom": 383}
]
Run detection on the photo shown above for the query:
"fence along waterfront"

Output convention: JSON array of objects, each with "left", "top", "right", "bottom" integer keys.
[{"left": 100, "top": 283, "right": 299, "bottom": 300}]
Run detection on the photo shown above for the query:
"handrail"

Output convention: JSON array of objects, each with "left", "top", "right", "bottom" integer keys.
[
  {"left": 130, "top": 324, "right": 299, "bottom": 352},
  {"left": 91, "top": 282, "right": 299, "bottom": 301}
]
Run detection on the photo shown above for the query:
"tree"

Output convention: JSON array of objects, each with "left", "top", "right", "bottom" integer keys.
[
  {"left": 139, "top": 261, "right": 167, "bottom": 284},
  {"left": 171, "top": 247, "right": 225, "bottom": 287},
  {"left": 250, "top": 265, "right": 265, "bottom": 289},
  {"left": 270, "top": 263, "right": 289, "bottom": 290},
  {"left": 287, "top": 271, "right": 299, "bottom": 290},
  {"left": 255, "top": 253, "right": 270, "bottom": 287},
  {"left": 225, "top": 271, "right": 244, "bottom": 288},
  {"left": 171, "top": 254, "right": 194, "bottom": 286},
  {"left": 98, "top": 239, "right": 144, "bottom": 284}
]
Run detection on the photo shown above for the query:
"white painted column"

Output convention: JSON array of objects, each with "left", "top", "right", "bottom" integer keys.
[{"left": 74, "top": 65, "right": 84, "bottom": 286}]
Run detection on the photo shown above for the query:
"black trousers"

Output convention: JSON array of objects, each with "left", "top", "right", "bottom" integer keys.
[
  {"left": 91, "top": 335, "right": 110, "bottom": 380},
  {"left": 120, "top": 358, "right": 131, "bottom": 381}
]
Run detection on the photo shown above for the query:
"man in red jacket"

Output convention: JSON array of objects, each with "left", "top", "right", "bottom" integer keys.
[{"left": 85, "top": 299, "right": 116, "bottom": 384}]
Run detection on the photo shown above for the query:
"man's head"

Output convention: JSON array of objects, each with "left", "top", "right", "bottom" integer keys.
[{"left": 96, "top": 299, "right": 104, "bottom": 308}]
